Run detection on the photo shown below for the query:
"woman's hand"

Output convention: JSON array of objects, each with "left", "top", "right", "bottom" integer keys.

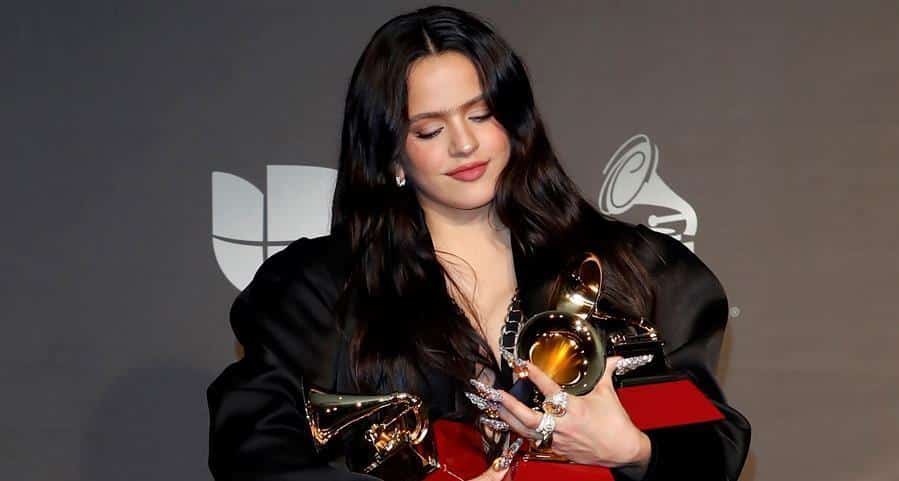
[
  {"left": 475, "top": 356, "right": 652, "bottom": 470},
  {"left": 464, "top": 437, "right": 524, "bottom": 481},
  {"left": 466, "top": 464, "right": 507, "bottom": 481}
]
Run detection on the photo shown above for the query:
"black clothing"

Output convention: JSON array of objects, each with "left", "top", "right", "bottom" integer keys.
[{"left": 206, "top": 223, "right": 751, "bottom": 480}]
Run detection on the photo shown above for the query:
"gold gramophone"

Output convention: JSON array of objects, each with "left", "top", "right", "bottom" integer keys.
[
  {"left": 515, "top": 252, "right": 668, "bottom": 398},
  {"left": 302, "top": 387, "right": 440, "bottom": 476}
]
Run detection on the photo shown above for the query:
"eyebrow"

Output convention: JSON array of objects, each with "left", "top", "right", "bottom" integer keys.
[{"left": 408, "top": 93, "right": 486, "bottom": 122}]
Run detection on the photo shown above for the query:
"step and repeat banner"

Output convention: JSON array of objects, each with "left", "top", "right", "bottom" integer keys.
[{"left": 4, "top": 2, "right": 897, "bottom": 480}]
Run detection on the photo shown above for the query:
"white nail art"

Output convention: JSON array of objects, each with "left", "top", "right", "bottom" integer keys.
[
  {"left": 501, "top": 350, "right": 527, "bottom": 368},
  {"left": 469, "top": 379, "right": 503, "bottom": 401},
  {"left": 506, "top": 437, "right": 524, "bottom": 455},
  {"left": 615, "top": 354, "right": 654, "bottom": 375},
  {"left": 465, "top": 392, "right": 497, "bottom": 412},
  {"left": 479, "top": 415, "right": 510, "bottom": 431}
]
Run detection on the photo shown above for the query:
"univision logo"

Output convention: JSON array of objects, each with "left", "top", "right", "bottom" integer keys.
[
  {"left": 212, "top": 165, "right": 337, "bottom": 290},
  {"left": 212, "top": 135, "right": 696, "bottom": 291}
]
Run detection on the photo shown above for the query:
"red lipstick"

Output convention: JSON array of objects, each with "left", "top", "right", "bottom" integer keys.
[{"left": 445, "top": 160, "right": 489, "bottom": 181}]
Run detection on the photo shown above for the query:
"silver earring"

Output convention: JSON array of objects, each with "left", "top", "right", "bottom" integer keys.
[{"left": 395, "top": 175, "right": 406, "bottom": 187}]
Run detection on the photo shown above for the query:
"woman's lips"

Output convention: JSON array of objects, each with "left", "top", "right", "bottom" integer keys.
[{"left": 446, "top": 160, "right": 489, "bottom": 181}]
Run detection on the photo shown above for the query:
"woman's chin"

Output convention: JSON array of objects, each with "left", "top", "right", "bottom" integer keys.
[
  {"left": 452, "top": 196, "right": 496, "bottom": 211},
  {"left": 417, "top": 182, "right": 499, "bottom": 213}
]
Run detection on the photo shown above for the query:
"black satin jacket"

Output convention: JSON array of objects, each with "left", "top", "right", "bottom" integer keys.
[{"left": 206, "top": 223, "right": 751, "bottom": 481}]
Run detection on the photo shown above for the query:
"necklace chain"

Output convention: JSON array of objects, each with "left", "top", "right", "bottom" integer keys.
[
  {"left": 448, "top": 288, "right": 522, "bottom": 368},
  {"left": 498, "top": 289, "right": 522, "bottom": 364}
]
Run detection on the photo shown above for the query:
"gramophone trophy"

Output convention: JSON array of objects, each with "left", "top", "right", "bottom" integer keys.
[
  {"left": 302, "top": 387, "right": 441, "bottom": 477},
  {"left": 514, "top": 252, "right": 669, "bottom": 400},
  {"left": 501, "top": 252, "right": 725, "bottom": 480}
]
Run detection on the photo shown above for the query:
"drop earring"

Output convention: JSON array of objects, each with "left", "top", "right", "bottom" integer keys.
[{"left": 395, "top": 175, "right": 406, "bottom": 187}]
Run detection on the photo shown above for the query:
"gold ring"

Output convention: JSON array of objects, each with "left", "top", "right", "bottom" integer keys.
[{"left": 541, "top": 391, "right": 569, "bottom": 417}]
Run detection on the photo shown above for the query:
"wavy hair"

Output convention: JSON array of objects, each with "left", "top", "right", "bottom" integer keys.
[{"left": 331, "top": 5, "right": 653, "bottom": 400}]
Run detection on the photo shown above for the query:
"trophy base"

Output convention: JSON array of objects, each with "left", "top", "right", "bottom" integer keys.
[
  {"left": 617, "top": 378, "right": 723, "bottom": 430},
  {"left": 521, "top": 445, "right": 568, "bottom": 462},
  {"left": 424, "top": 419, "right": 491, "bottom": 481}
]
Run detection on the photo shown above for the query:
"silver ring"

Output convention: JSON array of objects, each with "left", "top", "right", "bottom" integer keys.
[
  {"left": 541, "top": 391, "right": 569, "bottom": 417},
  {"left": 535, "top": 411, "right": 556, "bottom": 445}
]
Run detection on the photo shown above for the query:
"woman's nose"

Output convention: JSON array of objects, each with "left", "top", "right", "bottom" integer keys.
[{"left": 448, "top": 121, "right": 479, "bottom": 157}]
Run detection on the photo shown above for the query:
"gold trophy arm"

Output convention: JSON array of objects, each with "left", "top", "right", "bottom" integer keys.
[
  {"left": 303, "top": 387, "right": 437, "bottom": 475},
  {"left": 303, "top": 388, "right": 422, "bottom": 448}
]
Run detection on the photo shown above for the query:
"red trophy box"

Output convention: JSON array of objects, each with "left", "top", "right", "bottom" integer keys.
[{"left": 425, "top": 378, "right": 724, "bottom": 481}]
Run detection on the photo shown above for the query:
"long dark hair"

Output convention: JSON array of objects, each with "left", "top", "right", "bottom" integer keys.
[{"left": 331, "top": 5, "right": 652, "bottom": 398}]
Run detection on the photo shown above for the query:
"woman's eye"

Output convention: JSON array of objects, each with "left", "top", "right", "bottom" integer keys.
[
  {"left": 415, "top": 129, "right": 442, "bottom": 139},
  {"left": 413, "top": 113, "right": 492, "bottom": 140}
]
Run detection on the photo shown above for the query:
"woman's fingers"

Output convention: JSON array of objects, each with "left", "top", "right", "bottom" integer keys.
[
  {"left": 497, "top": 389, "right": 541, "bottom": 425},
  {"left": 468, "top": 438, "right": 525, "bottom": 481},
  {"left": 467, "top": 464, "right": 507, "bottom": 481},
  {"left": 496, "top": 404, "right": 533, "bottom": 436},
  {"left": 595, "top": 355, "right": 622, "bottom": 391},
  {"left": 495, "top": 390, "right": 541, "bottom": 437},
  {"left": 465, "top": 382, "right": 538, "bottom": 438},
  {"left": 521, "top": 360, "right": 563, "bottom": 397}
]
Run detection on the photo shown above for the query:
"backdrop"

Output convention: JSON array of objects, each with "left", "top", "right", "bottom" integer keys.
[{"left": 4, "top": 1, "right": 898, "bottom": 480}]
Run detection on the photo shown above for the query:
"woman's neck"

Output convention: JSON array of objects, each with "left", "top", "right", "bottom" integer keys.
[
  {"left": 419, "top": 197, "right": 518, "bottom": 371},
  {"left": 419, "top": 197, "right": 516, "bottom": 306},
  {"left": 419, "top": 198, "right": 510, "bottom": 254}
]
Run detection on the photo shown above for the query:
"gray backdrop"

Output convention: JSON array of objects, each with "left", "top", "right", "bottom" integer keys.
[{"left": 3, "top": 1, "right": 898, "bottom": 480}]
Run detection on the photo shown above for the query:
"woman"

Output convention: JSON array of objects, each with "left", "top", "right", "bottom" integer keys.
[{"left": 206, "top": 5, "right": 750, "bottom": 481}]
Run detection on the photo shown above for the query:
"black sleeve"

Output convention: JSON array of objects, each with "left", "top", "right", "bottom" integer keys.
[
  {"left": 206, "top": 238, "right": 377, "bottom": 481},
  {"left": 615, "top": 225, "right": 751, "bottom": 481}
]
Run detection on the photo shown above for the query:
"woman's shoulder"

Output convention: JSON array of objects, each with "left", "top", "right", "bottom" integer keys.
[
  {"left": 625, "top": 222, "right": 730, "bottom": 340},
  {"left": 229, "top": 227, "right": 353, "bottom": 351},
  {"left": 243, "top": 227, "right": 353, "bottom": 298},
  {"left": 623, "top": 222, "right": 721, "bottom": 285},
  {"left": 600, "top": 219, "right": 728, "bottom": 311}
]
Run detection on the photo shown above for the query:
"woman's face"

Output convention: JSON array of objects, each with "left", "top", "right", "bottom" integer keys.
[{"left": 401, "top": 51, "right": 511, "bottom": 213}]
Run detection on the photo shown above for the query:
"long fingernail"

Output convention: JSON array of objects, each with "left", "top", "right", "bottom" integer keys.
[
  {"left": 513, "top": 366, "right": 529, "bottom": 380},
  {"left": 464, "top": 392, "right": 498, "bottom": 412},
  {"left": 615, "top": 354, "right": 654, "bottom": 375},
  {"left": 479, "top": 415, "right": 509, "bottom": 432},
  {"left": 492, "top": 455, "right": 511, "bottom": 471},
  {"left": 492, "top": 437, "right": 525, "bottom": 471},
  {"left": 469, "top": 379, "right": 504, "bottom": 402},
  {"left": 506, "top": 437, "right": 524, "bottom": 455},
  {"left": 501, "top": 350, "right": 527, "bottom": 368},
  {"left": 502, "top": 351, "right": 530, "bottom": 380}
]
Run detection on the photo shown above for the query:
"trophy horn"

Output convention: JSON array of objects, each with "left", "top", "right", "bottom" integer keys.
[
  {"left": 302, "top": 388, "right": 435, "bottom": 474},
  {"left": 515, "top": 253, "right": 665, "bottom": 396}
]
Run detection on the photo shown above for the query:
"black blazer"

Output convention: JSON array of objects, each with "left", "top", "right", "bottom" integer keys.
[{"left": 206, "top": 223, "right": 751, "bottom": 481}]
